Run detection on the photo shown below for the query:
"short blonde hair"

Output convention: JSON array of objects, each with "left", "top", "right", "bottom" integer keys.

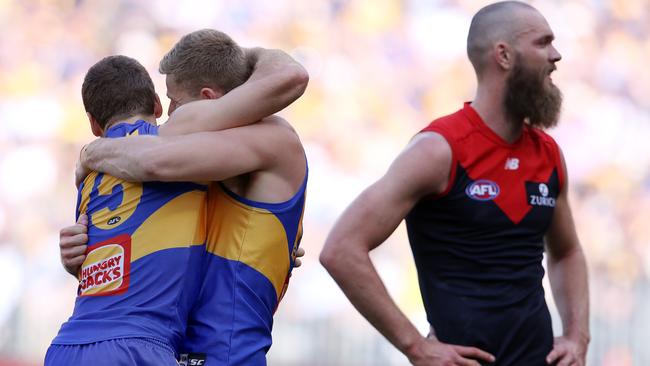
[{"left": 159, "top": 29, "right": 250, "bottom": 96}]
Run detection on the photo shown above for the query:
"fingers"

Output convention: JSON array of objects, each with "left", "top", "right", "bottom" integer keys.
[
  {"left": 455, "top": 357, "right": 481, "bottom": 366},
  {"left": 61, "top": 240, "right": 88, "bottom": 258},
  {"left": 61, "top": 239, "right": 86, "bottom": 277},
  {"left": 60, "top": 232, "right": 89, "bottom": 249},
  {"left": 293, "top": 247, "right": 306, "bottom": 267},
  {"left": 295, "top": 247, "right": 305, "bottom": 258},
  {"left": 454, "top": 345, "right": 495, "bottom": 363},
  {"left": 77, "top": 213, "right": 88, "bottom": 226},
  {"left": 59, "top": 222, "right": 88, "bottom": 244},
  {"left": 63, "top": 255, "right": 86, "bottom": 276},
  {"left": 546, "top": 346, "right": 566, "bottom": 365},
  {"left": 65, "top": 254, "right": 86, "bottom": 267}
]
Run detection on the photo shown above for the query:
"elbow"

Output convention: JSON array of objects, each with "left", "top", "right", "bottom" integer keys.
[
  {"left": 320, "top": 236, "right": 354, "bottom": 277},
  {"left": 293, "top": 65, "right": 310, "bottom": 93},
  {"left": 319, "top": 243, "right": 337, "bottom": 272},
  {"left": 283, "top": 64, "right": 309, "bottom": 100}
]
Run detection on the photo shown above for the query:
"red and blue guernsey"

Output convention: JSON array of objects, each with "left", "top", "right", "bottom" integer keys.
[
  {"left": 50, "top": 120, "right": 207, "bottom": 356},
  {"left": 180, "top": 169, "right": 307, "bottom": 366},
  {"left": 405, "top": 103, "right": 564, "bottom": 366}
]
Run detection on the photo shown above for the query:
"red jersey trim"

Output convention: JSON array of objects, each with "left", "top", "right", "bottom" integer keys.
[
  {"left": 461, "top": 102, "right": 527, "bottom": 149},
  {"left": 546, "top": 133, "right": 565, "bottom": 193},
  {"left": 419, "top": 127, "right": 457, "bottom": 199}
]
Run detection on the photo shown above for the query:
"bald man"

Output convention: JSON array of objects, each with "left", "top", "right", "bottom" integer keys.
[{"left": 321, "top": 2, "right": 589, "bottom": 366}]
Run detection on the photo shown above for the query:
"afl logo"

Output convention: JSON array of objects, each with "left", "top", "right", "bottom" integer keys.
[
  {"left": 107, "top": 216, "right": 121, "bottom": 225},
  {"left": 466, "top": 180, "right": 500, "bottom": 201}
]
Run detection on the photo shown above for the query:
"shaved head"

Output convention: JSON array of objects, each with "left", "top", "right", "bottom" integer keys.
[{"left": 467, "top": 1, "right": 539, "bottom": 77}]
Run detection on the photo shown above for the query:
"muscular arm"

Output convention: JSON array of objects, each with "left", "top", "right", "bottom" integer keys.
[
  {"left": 82, "top": 117, "right": 298, "bottom": 182},
  {"left": 320, "top": 134, "right": 494, "bottom": 365},
  {"left": 159, "top": 47, "right": 308, "bottom": 136},
  {"left": 545, "top": 151, "right": 590, "bottom": 365}
]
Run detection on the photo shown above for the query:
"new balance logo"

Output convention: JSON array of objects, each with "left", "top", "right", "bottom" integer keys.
[{"left": 504, "top": 158, "right": 519, "bottom": 170}]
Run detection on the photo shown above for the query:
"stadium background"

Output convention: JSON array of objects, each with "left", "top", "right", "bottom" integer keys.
[{"left": 0, "top": 0, "right": 648, "bottom": 365}]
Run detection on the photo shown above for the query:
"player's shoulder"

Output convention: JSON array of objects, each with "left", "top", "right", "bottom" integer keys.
[
  {"left": 256, "top": 115, "right": 304, "bottom": 151},
  {"left": 381, "top": 132, "right": 451, "bottom": 197},
  {"left": 406, "top": 131, "right": 452, "bottom": 169},
  {"left": 258, "top": 115, "right": 296, "bottom": 133},
  {"left": 421, "top": 108, "right": 469, "bottom": 135},
  {"left": 527, "top": 126, "right": 561, "bottom": 151}
]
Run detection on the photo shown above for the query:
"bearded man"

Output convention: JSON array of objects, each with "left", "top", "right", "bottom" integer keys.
[{"left": 320, "top": 2, "right": 589, "bottom": 366}]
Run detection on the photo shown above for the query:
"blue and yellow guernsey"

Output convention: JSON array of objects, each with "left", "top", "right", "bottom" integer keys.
[
  {"left": 182, "top": 171, "right": 307, "bottom": 366},
  {"left": 52, "top": 120, "right": 207, "bottom": 352}
]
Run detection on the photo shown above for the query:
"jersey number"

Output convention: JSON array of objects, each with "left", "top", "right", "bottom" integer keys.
[{"left": 80, "top": 173, "right": 143, "bottom": 230}]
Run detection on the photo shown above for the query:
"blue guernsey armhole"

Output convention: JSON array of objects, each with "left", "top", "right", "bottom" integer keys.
[
  {"left": 106, "top": 120, "right": 159, "bottom": 138},
  {"left": 219, "top": 162, "right": 308, "bottom": 212},
  {"left": 75, "top": 183, "right": 83, "bottom": 221},
  {"left": 142, "top": 123, "right": 159, "bottom": 136}
]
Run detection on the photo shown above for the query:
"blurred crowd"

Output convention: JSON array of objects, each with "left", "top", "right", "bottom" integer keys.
[{"left": 0, "top": 0, "right": 648, "bottom": 365}]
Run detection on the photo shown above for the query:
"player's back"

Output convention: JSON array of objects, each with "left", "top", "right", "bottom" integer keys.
[
  {"left": 52, "top": 120, "right": 207, "bottom": 352},
  {"left": 181, "top": 168, "right": 307, "bottom": 366}
]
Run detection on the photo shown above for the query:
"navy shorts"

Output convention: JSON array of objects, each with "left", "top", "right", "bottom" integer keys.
[{"left": 45, "top": 338, "right": 178, "bottom": 366}]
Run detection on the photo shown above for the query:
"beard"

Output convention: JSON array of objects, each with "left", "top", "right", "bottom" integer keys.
[{"left": 503, "top": 58, "right": 563, "bottom": 129}]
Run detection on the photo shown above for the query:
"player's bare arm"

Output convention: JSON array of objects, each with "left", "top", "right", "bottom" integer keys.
[
  {"left": 82, "top": 116, "right": 303, "bottom": 186},
  {"left": 159, "top": 47, "right": 308, "bottom": 136},
  {"left": 320, "top": 133, "right": 495, "bottom": 366},
  {"left": 544, "top": 149, "right": 590, "bottom": 366}
]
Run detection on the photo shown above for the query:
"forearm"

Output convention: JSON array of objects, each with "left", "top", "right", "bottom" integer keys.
[
  {"left": 163, "top": 48, "right": 308, "bottom": 136},
  {"left": 210, "top": 48, "right": 308, "bottom": 123},
  {"left": 321, "top": 244, "right": 423, "bottom": 357},
  {"left": 215, "top": 47, "right": 308, "bottom": 124},
  {"left": 82, "top": 137, "right": 160, "bottom": 182},
  {"left": 548, "top": 246, "right": 590, "bottom": 343}
]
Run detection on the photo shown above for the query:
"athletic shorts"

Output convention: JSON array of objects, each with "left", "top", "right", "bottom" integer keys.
[{"left": 45, "top": 337, "right": 178, "bottom": 366}]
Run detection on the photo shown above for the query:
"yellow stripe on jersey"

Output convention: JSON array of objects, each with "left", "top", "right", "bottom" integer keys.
[
  {"left": 78, "top": 172, "right": 97, "bottom": 215},
  {"left": 92, "top": 175, "right": 143, "bottom": 230},
  {"left": 131, "top": 190, "right": 206, "bottom": 261},
  {"left": 79, "top": 171, "right": 207, "bottom": 262},
  {"left": 206, "top": 186, "right": 290, "bottom": 299}
]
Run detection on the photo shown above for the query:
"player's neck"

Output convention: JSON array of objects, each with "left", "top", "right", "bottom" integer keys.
[
  {"left": 102, "top": 114, "right": 157, "bottom": 136},
  {"left": 471, "top": 82, "right": 524, "bottom": 144}
]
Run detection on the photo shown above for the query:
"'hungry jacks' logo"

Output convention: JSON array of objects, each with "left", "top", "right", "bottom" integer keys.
[{"left": 78, "top": 234, "right": 131, "bottom": 297}]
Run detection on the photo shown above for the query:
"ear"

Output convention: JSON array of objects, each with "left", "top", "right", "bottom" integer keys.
[
  {"left": 153, "top": 93, "right": 163, "bottom": 118},
  {"left": 494, "top": 42, "right": 514, "bottom": 71},
  {"left": 200, "top": 87, "right": 224, "bottom": 100},
  {"left": 87, "top": 112, "right": 103, "bottom": 137}
]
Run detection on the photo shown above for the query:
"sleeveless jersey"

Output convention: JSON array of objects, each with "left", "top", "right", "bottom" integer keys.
[
  {"left": 182, "top": 168, "right": 307, "bottom": 366},
  {"left": 405, "top": 103, "right": 564, "bottom": 365},
  {"left": 52, "top": 120, "right": 207, "bottom": 352}
]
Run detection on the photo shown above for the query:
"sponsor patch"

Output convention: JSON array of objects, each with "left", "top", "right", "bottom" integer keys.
[
  {"left": 526, "top": 181, "right": 557, "bottom": 207},
  {"left": 78, "top": 234, "right": 131, "bottom": 296},
  {"left": 178, "top": 353, "right": 207, "bottom": 366},
  {"left": 465, "top": 180, "right": 500, "bottom": 201}
]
